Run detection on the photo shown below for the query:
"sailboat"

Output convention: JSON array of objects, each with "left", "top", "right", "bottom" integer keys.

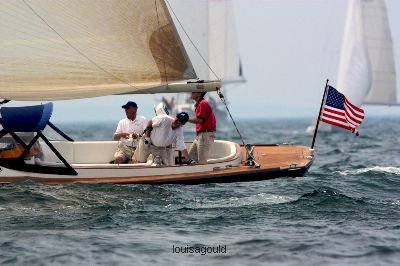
[
  {"left": 0, "top": 0, "right": 313, "bottom": 185},
  {"left": 307, "top": 0, "right": 398, "bottom": 133},
  {"left": 160, "top": 0, "right": 245, "bottom": 134}
]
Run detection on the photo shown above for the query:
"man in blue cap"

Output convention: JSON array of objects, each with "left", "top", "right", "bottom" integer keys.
[
  {"left": 113, "top": 101, "right": 147, "bottom": 164},
  {"left": 138, "top": 112, "right": 191, "bottom": 166}
]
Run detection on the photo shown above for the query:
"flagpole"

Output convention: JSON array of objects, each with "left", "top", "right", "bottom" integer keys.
[{"left": 310, "top": 79, "right": 329, "bottom": 149}]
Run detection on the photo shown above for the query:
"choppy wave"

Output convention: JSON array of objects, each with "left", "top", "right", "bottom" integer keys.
[
  {"left": 299, "top": 189, "right": 350, "bottom": 199},
  {"left": 295, "top": 189, "right": 364, "bottom": 208},
  {"left": 191, "top": 193, "right": 296, "bottom": 209},
  {"left": 338, "top": 166, "right": 400, "bottom": 176}
]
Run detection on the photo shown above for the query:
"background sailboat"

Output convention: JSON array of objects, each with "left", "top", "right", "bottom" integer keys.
[
  {"left": 307, "top": 0, "right": 398, "bottom": 133},
  {"left": 160, "top": 0, "right": 245, "bottom": 134}
]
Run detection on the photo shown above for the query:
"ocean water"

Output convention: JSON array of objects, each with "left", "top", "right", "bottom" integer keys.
[{"left": 1, "top": 117, "right": 400, "bottom": 265}]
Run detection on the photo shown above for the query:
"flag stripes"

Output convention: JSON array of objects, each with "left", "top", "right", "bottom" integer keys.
[{"left": 320, "top": 86, "right": 365, "bottom": 135}]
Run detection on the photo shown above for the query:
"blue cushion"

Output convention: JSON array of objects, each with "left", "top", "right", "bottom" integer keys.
[{"left": 0, "top": 103, "right": 53, "bottom": 132}]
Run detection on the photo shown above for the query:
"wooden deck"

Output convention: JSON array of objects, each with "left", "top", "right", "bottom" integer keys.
[
  {"left": 0, "top": 145, "right": 314, "bottom": 185},
  {"left": 242, "top": 144, "right": 313, "bottom": 170}
]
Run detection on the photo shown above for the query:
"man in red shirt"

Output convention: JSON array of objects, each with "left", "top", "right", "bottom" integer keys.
[{"left": 188, "top": 91, "right": 216, "bottom": 164}]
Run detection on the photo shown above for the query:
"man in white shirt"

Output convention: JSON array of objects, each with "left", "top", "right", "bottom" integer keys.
[
  {"left": 113, "top": 101, "right": 147, "bottom": 164},
  {"left": 144, "top": 112, "right": 191, "bottom": 166}
]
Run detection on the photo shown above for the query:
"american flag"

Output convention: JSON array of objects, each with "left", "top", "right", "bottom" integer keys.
[{"left": 320, "top": 86, "right": 365, "bottom": 136}]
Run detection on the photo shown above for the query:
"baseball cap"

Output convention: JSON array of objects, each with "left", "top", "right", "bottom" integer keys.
[
  {"left": 176, "top": 112, "right": 189, "bottom": 124},
  {"left": 121, "top": 101, "right": 138, "bottom": 109}
]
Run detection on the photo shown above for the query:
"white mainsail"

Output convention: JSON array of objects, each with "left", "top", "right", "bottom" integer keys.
[
  {"left": 308, "top": 0, "right": 397, "bottom": 133},
  {"left": 0, "top": 0, "right": 198, "bottom": 101}
]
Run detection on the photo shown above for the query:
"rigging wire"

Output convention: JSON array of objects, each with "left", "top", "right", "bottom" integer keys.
[
  {"left": 217, "top": 88, "right": 259, "bottom": 167},
  {"left": 21, "top": 0, "right": 140, "bottom": 91},
  {"left": 216, "top": 89, "right": 244, "bottom": 146}
]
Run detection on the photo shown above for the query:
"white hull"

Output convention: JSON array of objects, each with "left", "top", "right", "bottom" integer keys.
[
  {"left": 0, "top": 141, "right": 314, "bottom": 185},
  {"left": 0, "top": 157, "right": 242, "bottom": 180},
  {"left": 0, "top": 139, "right": 241, "bottom": 181}
]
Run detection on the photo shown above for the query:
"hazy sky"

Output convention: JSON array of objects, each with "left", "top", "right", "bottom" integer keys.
[
  {"left": 11, "top": 0, "right": 400, "bottom": 123},
  {"left": 228, "top": 0, "right": 400, "bottom": 119}
]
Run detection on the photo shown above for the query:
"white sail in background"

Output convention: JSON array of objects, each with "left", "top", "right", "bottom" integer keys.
[
  {"left": 338, "top": 0, "right": 397, "bottom": 105},
  {"left": 308, "top": 0, "right": 397, "bottom": 133},
  {"left": 167, "top": 0, "right": 244, "bottom": 83},
  {"left": 335, "top": 0, "right": 371, "bottom": 106},
  {"left": 209, "top": 0, "right": 244, "bottom": 84},
  {"left": 0, "top": 0, "right": 196, "bottom": 101}
]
